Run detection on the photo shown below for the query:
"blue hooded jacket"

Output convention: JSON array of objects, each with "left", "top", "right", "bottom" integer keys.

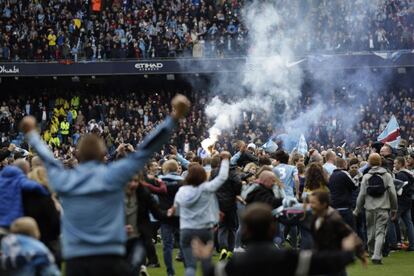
[{"left": 0, "top": 167, "right": 49, "bottom": 228}]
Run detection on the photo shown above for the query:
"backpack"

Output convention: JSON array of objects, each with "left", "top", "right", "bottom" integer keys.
[{"left": 366, "top": 173, "right": 387, "bottom": 197}]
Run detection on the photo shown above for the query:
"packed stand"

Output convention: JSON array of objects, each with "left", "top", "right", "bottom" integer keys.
[
  {"left": 0, "top": 87, "right": 412, "bottom": 159},
  {"left": 0, "top": 0, "right": 246, "bottom": 61},
  {"left": 1, "top": 0, "right": 414, "bottom": 62}
]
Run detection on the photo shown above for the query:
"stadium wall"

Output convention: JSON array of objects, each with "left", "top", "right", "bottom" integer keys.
[{"left": 0, "top": 51, "right": 413, "bottom": 77}]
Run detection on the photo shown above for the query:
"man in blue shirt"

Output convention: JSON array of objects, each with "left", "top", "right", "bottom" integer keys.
[
  {"left": 20, "top": 95, "right": 190, "bottom": 276},
  {"left": 272, "top": 151, "right": 299, "bottom": 199},
  {"left": 272, "top": 150, "right": 300, "bottom": 248}
]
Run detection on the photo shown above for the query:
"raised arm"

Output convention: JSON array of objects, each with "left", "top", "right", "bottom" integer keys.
[
  {"left": 21, "top": 116, "right": 67, "bottom": 192},
  {"left": 230, "top": 151, "right": 241, "bottom": 166},
  {"left": 169, "top": 145, "right": 190, "bottom": 169},
  {"left": 105, "top": 95, "right": 191, "bottom": 187},
  {"left": 203, "top": 152, "right": 230, "bottom": 192},
  {"left": 176, "top": 153, "right": 190, "bottom": 169}
]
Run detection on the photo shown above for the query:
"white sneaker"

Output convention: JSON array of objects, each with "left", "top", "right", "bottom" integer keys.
[{"left": 140, "top": 265, "right": 149, "bottom": 276}]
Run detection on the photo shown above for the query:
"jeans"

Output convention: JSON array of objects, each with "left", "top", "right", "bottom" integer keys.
[
  {"left": 356, "top": 211, "right": 368, "bottom": 249},
  {"left": 180, "top": 228, "right": 213, "bottom": 276},
  {"left": 337, "top": 209, "right": 356, "bottom": 230},
  {"left": 299, "top": 224, "right": 314, "bottom": 249},
  {"left": 235, "top": 202, "right": 245, "bottom": 248},
  {"left": 400, "top": 207, "right": 414, "bottom": 249},
  {"left": 218, "top": 208, "right": 238, "bottom": 252},
  {"left": 386, "top": 218, "right": 400, "bottom": 249},
  {"left": 160, "top": 223, "right": 179, "bottom": 275},
  {"left": 285, "top": 225, "right": 298, "bottom": 248}
]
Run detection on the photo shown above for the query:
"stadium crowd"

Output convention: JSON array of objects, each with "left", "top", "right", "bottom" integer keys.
[
  {"left": 0, "top": 89, "right": 413, "bottom": 275},
  {"left": 1, "top": 0, "right": 414, "bottom": 62}
]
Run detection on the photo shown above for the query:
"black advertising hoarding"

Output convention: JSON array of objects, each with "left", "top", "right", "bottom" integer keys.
[
  {"left": 0, "top": 52, "right": 413, "bottom": 77},
  {"left": 0, "top": 58, "right": 245, "bottom": 77}
]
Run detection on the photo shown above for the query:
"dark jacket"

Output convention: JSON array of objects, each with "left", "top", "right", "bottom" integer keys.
[
  {"left": 395, "top": 170, "right": 414, "bottom": 210},
  {"left": 328, "top": 169, "right": 357, "bottom": 209},
  {"left": 236, "top": 151, "right": 258, "bottom": 167},
  {"left": 245, "top": 184, "right": 283, "bottom": 209},
  {"left": 136, "top": 186, "right": 166, "bottom": 225},
  {"left": 158, "top": 173, "right": 183, "bottom": 210},
  {"left": 311, "top": 208, "right": 352, "bottom": 251},
  {"left": 158, "top": 173, "right": 183, "bottom": 227},
  {"left": 212, "top": 166, "right": 242, "bottom": 212},
  {"left": 311, "top": 207, "right": 364, "bottom": 261},
  {"left": 203, "top": 242, "right": 355, "bottom": 276},
  {"left": 22, "top": 192, "right": 60, "bottom": 245}
]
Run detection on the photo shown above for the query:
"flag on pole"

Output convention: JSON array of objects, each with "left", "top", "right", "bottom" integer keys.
[
  {"left": 377, "top": 115, "right": 401, "bottom": 148},
  {"left": 296, "top": 134, "right": 308, "bottom": 155}
]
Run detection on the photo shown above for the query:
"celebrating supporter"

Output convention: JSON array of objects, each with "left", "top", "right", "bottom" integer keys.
[
  {"left": 391, "top": 156, "right": 414, "bottom": 251},
  {"left": 211, "top": 151, "right": 242, "bottom": 261},
  {"left": 309, "top": 190, "right": 367, "bottom": 276},
  {"left": 19, "top": 94, "right": 190, "bottom": 275},
  {"left": 354, "top": 153, "right": 398, "bottom": 265},
  {"left": 168, "top": 151, "right": 231, "bottom": 276},
  {"left": 328, "top": 157, "right": 358, "bottom": 229},
  {"left": 158, "top": 159, "right": 184, "bottom": 276}
]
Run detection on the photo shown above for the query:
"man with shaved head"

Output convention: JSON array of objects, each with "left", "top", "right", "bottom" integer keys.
[
  {"left": 354, "top": 153, "right": 397, "bottom": 265},
  {"left": 245, "top": 170, "right": 283, "bottom": 209},
  {"left": 323, "top": 150, "right": 337, "bottom": 177},
  {"left": 0, "top": 159, "right": 48, "bottom": 231}
]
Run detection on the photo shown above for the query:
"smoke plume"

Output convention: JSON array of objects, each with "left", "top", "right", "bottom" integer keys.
[{"left": 202, "top": 0, "right": 391, "bottom": 150}]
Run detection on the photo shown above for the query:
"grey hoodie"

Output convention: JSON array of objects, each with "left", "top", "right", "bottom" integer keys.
[
  {"left": 354, "top": 166, "right": 398, "bottom": 214},
  {"left": 174, "top": 160, "right": 229, "bottom": 229}
]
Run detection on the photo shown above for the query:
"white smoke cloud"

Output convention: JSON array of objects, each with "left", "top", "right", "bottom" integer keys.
[
  {"left": 203, "top": 1, "right": 304, "bottom": 147},
  {"left": 202, "top": 0, "right": 390, "bottom": 149}
]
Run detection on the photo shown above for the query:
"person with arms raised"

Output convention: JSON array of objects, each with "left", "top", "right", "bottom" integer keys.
[
  {"left": 20, "top": 95, "right": 190, "bottom": 276},
  {"left": 168, "top": 151, "right": 231, "bottom": 276}
]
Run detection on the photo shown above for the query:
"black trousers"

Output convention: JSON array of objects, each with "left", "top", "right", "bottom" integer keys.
[
  {"left": 138, "top": 223, "right": 159, "bottom": 264},
  {"left": 218, "top": 208, "right": 239, "bottom": 252},
  {"left": 66, "top": 255, "right": 132, "bottom": 276}
]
